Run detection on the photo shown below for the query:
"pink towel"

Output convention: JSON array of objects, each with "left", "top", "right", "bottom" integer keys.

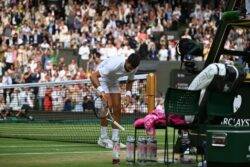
[
  {"left": 134, "top": 108, "right": 165, "bottom": 136},
  {"left": 168, "top": 114, "right": 187, "bottom": 126},
  {"left": 134, "top": 107, "right": 187, "bottom": 136}
]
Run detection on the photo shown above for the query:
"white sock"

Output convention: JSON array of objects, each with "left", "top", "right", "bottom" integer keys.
[
  {"left": 112, "top": 129, "right": 119, "bottom": 142},
  {"left": 100, "top": 126, "right": 108, "bottom": 139}
]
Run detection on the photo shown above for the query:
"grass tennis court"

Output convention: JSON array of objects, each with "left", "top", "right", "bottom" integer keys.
[
  {"left": 0, "top": 112, "right": 197, "bottom": 167},
  {"left": 0, "top": 112, "right": 148, "bottom": 143},
  {"left": 0, "top": 131, "right": 196, "bottom": 167},
  {"left": 0, "top": 114, "right": 149, "bottom": 144}
]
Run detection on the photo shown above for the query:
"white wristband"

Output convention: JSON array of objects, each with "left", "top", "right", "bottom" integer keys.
[
  {"left": 125, "top": 91, "right": 132, "bottom": 97},
  {"left": 97, "top": 86, "right": 104, "bottom": 94}
]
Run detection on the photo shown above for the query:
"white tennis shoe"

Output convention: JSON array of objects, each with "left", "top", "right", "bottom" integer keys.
[
  {"left": 119, "top": 142, "right": 126, "bottom": 149},
  {"left": 97, "top": 137, "right": 113, "bottom": 149},
  {"left": 97, "top": 137, "right": 127, "bottom": 149}
]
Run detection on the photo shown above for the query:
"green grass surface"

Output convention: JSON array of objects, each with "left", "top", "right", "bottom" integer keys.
[
  {"left": 0, "top": 122, "right": 168, "bottom": 145},
  {"left": 0, "top": 137, "right": 196, "bottom": 167},
  {"left": 0, "top": 121, "right": 197, "bottom": 167}
]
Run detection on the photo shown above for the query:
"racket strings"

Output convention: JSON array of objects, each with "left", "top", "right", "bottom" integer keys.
[{"left": 94, "top": 97, "right": 110, "bottom": 118}]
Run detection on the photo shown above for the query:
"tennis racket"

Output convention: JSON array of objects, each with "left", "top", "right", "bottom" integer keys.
[{"left": 93, "top": 97, "right": 125, "bottom": 131}]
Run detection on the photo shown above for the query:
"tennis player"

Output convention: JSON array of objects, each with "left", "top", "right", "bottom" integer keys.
[{"left": 90, "top": 53, "right": 140, "bottom": 162}]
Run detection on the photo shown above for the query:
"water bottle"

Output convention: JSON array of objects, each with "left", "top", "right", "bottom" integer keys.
[
  {"left": 180, "top": 130, "right": 191, "bottom": 162},
  {"left": 181, "top": 130, "right": 190, "bottom": 148},
  {"left": 137, "top": 136, "right": 147, "bottom": 164},
  {"left": 112, "top": 141, "right": 120, "bottom": 164},
  {"left": 137, "top": 137, "right": 143, "bottom": 163},
  {"left": 147, "top": 137, "right": 157, "bottom": 163},
  {"left": 244, "top": 63, "right": 249, "bottom": 73},
  {"left": 126, "top": 136, "right": 135, "bottom": 164},
  {"left": 151, "top": 138, "right": 157, "bottom": 162}
]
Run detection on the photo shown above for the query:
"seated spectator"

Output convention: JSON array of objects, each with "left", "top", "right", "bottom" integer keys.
[
  {"left": 158, "top": 45, "right": 169, "bottom": 61},
  {"left": 82, "top": 95, "right": 94, "bottom": 112},
  {"left": 71, "top": 85, "right": 83, "bottom": 112},
  {"left": 63, "top": 88, "right": 72, "bottom": 112},
  {"left": 51, "top": 86, "right": 64, "bottom": 111},
  {"left": 0, "top": 96, "right": 8, "bottom": 120},
  {"left": 44, "top": 88, "right": 52, "bottom": 112},
  {"left": 7, "top": 87, "right": 34, "bottom": 120}
]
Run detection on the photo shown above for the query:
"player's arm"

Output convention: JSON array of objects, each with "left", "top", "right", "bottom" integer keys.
[
  {"left": 125, "top": 69, "right": 137, "bottom": 95},
  {"left": 124, "top": 79, "right": 134, "bottom": 106},
  {"left": 125, "top": 79, "right": 133, "bottom": 96},
  {"left": 90, "top": 70, "right": 101, "bottom": 89},
  {"left": 90, "top": 71, "right": 108, "bottom": 103},
  {"left": 90, "top": 70, "right": 105, "bottom": 96}
]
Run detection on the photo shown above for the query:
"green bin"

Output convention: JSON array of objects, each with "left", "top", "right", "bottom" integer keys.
[{"left": 207, "top": 125, "right": 250, "bottom": 167}]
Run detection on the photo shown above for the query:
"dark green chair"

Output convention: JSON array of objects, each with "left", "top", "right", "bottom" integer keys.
[
  {"left": 164, "top": 88, "right": 201, "bottom": 166},
  {"left": 206, "top": 91, "right": 235, "bottom": 118}
]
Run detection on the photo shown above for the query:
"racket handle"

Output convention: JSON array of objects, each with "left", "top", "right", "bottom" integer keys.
[{"left": 113, "top": 121, "right": 125, "bottom": 131}]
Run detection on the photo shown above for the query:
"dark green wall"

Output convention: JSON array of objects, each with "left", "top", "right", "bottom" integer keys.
[{"left": 139, "top": 61, "right": 204, "bottom": 95}]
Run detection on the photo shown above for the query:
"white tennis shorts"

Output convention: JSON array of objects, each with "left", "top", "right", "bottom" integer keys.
[{"left": 100, "top": 81, "right": 120, "bottom": 93}]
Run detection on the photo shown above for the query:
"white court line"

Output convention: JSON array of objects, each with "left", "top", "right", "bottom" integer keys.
[
  {"left": 0, "top": 145, "right": 84, "bottom": 148},
  {"left": 0, "top": 149, "right": 171, "bottom": 156},
  {"left": 0, "top": 144, "right": 173, "bottom": 148},
  {"left": 0, "top": 133, "right": 86, "bottom": 136},
  {"left": 0, "top": 151, "right": 111, "bottom": 156}
]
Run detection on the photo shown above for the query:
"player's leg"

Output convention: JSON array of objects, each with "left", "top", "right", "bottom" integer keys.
[
  {"left": 109, "top": 83, "right": 126, "bottom": 146},
  {"left": 110, "top": 93, "right": 121, "bottom": 141},
  {"left": 110, "top": 93, "right": 122, "bottom": 164},
  {"left": 98, "top": 95, "right": 113, "bottom": 146},
  {"left": 97, "top": 84, "right": 113, "bottom": 148}
]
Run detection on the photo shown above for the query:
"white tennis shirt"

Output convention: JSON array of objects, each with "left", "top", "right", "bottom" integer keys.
[{"left": 97, "top": 56, "right": 137, "bottom": 85}]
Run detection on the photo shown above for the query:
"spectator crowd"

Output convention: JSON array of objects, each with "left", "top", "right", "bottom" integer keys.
[{"left": 0, "top": 0, "right": 249, "bottom": 117}]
